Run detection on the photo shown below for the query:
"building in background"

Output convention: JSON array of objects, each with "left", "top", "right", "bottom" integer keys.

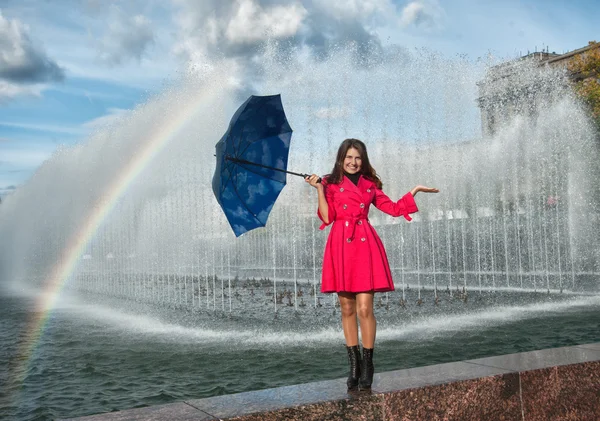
[{"left": 478, "top": 43, "right": 599, "bottom": 138}]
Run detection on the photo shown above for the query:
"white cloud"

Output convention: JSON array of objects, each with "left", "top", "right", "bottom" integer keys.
[
  {"left": 172, "top": 0, "right": 393, "bottom": 59},
  {"left": 0, "top": 10, "right": 63, "bottom": 102},
  {"left": 0, "top": 79, "right": 44, "bottom": 102},
  {"left": 400, "top": 0, "right": 444, "bottom": 30},
  {"left": 312, "top": 0, "right": 395, "bottom": 23},
  {"left": 172, "top": 0, "right": 308, "bottom": 59},
  {"left": 225, "top": 0, "right": 307, "bottom": 44},
  {"left": 0, "top": 10, "right": 64, "bottom": 83},
  {"left": 0, "top": 2, "right": 175, "bottom": 89},
  {"left": 96, "top": 6, "right": 155, "bottom": 64},
  {"left": 170, "top": 0, "right": 398, "bottom": 95}
]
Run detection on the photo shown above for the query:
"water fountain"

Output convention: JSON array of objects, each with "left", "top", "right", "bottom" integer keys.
[
  {"left": 1, "top": 46, "right": 597, "bottom": 312},
  {"left": 1, "top": 45, "right": 600, "bottom": 420}
]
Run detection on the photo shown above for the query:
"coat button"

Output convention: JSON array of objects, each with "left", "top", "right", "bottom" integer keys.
[
  {"left": 340, "top": 188, "right": 344, "bottom": 192},
  {"left": 360, "top": 203, "right": 365, "bottom": 208},
  {"left": 357, "top": 220, "right": 362, "bottom": 225},
  {"left": 347, "top": 238, "right": 352, "bottom": 243},
  {"left": 361, "top": 237, "right": 366, "bottom": 242},
  {"left": 343, "top": 204, "right": 347, "bottom": 209},
  {"left": 345, "top": 221, "right": 349, "bottom": 227},
  {"left": 367, "top": 189, "right": 371, "bottom": 193}
]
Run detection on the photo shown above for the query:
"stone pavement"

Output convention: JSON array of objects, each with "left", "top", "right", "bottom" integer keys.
[{"left": 64, "top": 342, "right": 600, "bottom": 421}]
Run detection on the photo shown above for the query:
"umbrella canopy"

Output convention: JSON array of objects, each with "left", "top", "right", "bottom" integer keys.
[{"left": 213, "top": 94, "right": 293, "bottom": 237}]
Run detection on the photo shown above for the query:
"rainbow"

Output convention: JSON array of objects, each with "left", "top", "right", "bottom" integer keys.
[{"left": 9, "top": 83, "right": 225, "bottom": 397}]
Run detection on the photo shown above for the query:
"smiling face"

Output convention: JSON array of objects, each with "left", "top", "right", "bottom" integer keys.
[{"left": 343, "top": 147, "right": 362, "bottom": 174}]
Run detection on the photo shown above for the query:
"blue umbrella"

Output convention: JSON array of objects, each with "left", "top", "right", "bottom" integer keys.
[{"left": 213, "top": 94, "right": 307, "bottom": 237}]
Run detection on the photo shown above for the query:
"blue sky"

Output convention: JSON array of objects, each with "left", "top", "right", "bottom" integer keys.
[{"left": 1, "top": 0, "right": 599, "bottom": 198}]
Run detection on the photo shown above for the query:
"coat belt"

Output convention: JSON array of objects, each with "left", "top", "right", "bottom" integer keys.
[{"left": 336, "top": 216, "right": 369, "bottom": 242}]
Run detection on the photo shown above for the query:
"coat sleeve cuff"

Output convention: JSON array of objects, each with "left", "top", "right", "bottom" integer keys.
[
  {"left": 401, "top": 192, "right": 418, "bottom": 221},
  {"left": 317, "top": 209, "right": 332, "bottom": 230}
]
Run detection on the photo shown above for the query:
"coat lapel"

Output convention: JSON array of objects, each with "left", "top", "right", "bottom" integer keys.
[{"left": 343, "top": 175, "right": 367, "bottom": 200}]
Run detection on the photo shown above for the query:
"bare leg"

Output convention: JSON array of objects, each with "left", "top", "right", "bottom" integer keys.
[
  {"left": 338, "top": 292, "right": 358, "bottom": 346},
  {"left": 356, "top": 292, "right": 376, "bottom": 348}
]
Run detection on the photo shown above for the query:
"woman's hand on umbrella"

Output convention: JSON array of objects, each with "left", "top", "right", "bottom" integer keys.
[
  {"left": 305, "top": 174, "right": 322, "bottom": 189},
  {"left": 411, "top": 185, "right": 440, "bottom": 196}
]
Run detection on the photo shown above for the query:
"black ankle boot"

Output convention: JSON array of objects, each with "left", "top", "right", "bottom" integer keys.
[
  {"left": 346, "top": 345, "right": 361, "bottom": 391},
  {"left": 359, "top": 347, "right": 374, "bottom": 390}
]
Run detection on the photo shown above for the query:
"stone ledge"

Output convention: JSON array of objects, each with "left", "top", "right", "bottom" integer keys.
[{"left": 64, "top": 343, "right": 600, "bottom": 421}]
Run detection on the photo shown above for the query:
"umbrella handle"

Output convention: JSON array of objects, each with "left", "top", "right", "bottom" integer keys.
[
  {"left": 224, "top": 156, "right": 321, "bottom": 183},
  {"left": 300, "top": 174, "right": 322, "bottom": 184}
]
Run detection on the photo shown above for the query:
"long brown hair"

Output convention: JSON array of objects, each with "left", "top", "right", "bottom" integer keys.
[{"left": 325, "top": 138, "right": 382, "bottom": 189}]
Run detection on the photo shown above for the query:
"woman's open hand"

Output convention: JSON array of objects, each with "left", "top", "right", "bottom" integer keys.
[
  {"left": 304, "top": 174, "right": 322, "bottom": 189},
  {"left": 411, "top": 185, "right": 439, "bottom": 196}
]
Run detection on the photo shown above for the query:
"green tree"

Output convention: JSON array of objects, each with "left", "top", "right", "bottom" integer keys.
[{"left": 568, "top": 41, "right": 600, "bottom": 129}]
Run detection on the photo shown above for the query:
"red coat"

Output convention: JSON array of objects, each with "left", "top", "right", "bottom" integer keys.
[{"left": 317, "top": 175, "right": 418, "bottom": 293}]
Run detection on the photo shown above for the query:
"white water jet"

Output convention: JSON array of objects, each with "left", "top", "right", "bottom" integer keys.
[{"left": 0, "top": 45, "right": 598, "bottom": 322}]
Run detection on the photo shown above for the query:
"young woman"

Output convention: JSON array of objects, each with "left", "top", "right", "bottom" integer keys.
[{"left": 305, "top": 138, "right": 439, "bottom": 391}]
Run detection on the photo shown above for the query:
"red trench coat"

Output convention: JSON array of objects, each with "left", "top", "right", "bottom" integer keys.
[{"left": 317, "top": 175, "right": 418, "bottom": 293}]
